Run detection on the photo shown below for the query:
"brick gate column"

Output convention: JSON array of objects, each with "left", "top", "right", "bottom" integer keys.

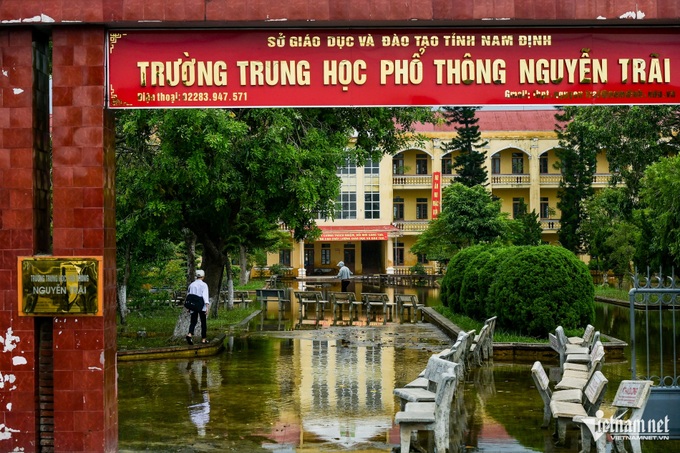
[
  {"left": 0, "top": 27, "right": 48, "bottom": 453},
  {"left": 51, "top": 27, "right": 117, "bottom": 452}
]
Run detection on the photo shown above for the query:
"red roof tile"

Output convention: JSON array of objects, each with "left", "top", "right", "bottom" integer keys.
[{"left": 415, "top": 109, "right": 560, "bottom": 133}]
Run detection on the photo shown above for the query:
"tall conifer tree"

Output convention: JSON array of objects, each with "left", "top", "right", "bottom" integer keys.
[{"left": 441, "top": 107, "right": 488, "bottom": 187}]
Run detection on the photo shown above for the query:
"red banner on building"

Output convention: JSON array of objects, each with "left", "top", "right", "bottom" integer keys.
[
  {"left": 318, "top": 225, "right": 399, "bottom": 241},
  {"left": 432, "top": 171, "right": 441, "bottom": 218},
  {"left": 107, "top": 28, "right": 680, "bottom": 108}
]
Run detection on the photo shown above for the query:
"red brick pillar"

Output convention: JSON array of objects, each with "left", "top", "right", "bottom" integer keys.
[
  {"left": 50, "top": 27, "right": 118, "bottom": 452},
  {"left": 0, "top": 27, "right": 47, "bottom": 452}
]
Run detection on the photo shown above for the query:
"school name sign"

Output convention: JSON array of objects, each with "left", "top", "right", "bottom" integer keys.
[{"left": 107, "top": 28, "right": 679, "bottom": 108}]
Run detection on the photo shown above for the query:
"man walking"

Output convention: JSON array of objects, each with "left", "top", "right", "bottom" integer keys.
[
  {"left": 186, "top": 269, "right": 210, "bottom": 344},
  {"left": 336, "top": 261, "right": 353, "bottom": 292}
]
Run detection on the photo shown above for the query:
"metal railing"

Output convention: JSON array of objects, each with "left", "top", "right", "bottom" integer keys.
[
  {"left": 628, "top": 268, "right": 680, "bottom": 439},
  {"left": 392, "top": 220, "right": 430, "bottom": 233}
]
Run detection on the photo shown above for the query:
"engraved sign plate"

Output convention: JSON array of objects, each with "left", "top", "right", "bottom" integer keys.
[{"left": 18, "top": 257, "right": 103, "bottom": 316}]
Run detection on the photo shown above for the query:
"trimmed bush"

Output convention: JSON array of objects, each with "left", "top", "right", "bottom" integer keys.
[
  {"left": 473, "top": 246, "right": 522, "bottom": 319},
  {"left": 440, "top": 244, "right": 595, "bottom": 338},
  {"left": 459, "top": 248, "right": 497, "bottom": 320},
  {"left": 488, "top": 246, "right": 595, "bottom": 337},
  {"left": 440, "top": 245, "right": 487, "bottom": 311}
]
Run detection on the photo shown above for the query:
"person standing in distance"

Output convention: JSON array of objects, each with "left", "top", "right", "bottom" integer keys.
[
  {"left": 336, "top": 261, "right": 353, "bottom": 292},
  {"left": 186, "top": 269, "right": 210, "bottom": 345}
]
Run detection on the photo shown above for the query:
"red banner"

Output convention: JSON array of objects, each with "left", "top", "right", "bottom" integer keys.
[
  {"left": 107, "top": 28, "right": 680, "bottom": 108},
  {"left": 431, "top": 171, "right": 441, "bottom": 219}
]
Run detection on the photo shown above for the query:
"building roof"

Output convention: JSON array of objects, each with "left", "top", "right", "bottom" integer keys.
[{"left": 415, "top": 109, "right": 560, "bottom": 133}]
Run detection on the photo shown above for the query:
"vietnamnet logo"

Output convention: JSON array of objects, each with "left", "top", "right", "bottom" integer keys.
[{"left": 583, "top": 410, "right": 672, "bottom": 441}]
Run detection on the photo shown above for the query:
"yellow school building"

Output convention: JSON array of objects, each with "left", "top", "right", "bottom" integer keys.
[{"left": 268, "top": 109, "right": 611, "bottom": 277}]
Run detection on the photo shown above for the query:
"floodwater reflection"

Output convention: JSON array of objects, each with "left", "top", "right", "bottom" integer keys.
[
  {"left": 119, "top": 325, "right": 590, "bottom": 452},
  {"left": 118, "top": 298, "right": 680, "bottom": 452}
]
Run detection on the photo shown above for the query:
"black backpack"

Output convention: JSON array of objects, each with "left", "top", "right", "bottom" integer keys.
[{"left": 184, "top": 294, "right": 204, "bottom": 312}]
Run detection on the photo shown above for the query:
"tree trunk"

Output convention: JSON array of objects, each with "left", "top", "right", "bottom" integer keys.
[
  {"left": 225, "top": 260, "right": 234, "bottom": 310},
  {"left": 184, "top": 229, "right": 197, "bottom": 287},
  {"left": 202, "top": 246, "right": 226, "bottom": 318},
  {"left": 117, "top": 244, "right": 131, "bottom": 325},
  {"left": 172, "top": 307, "right": 199, "bottom": 339},
  {"left": 239, "top": 245, "right": 250, "bottom": 285},
  {"left": 172, "top": 230, "right": 199, "bottom": 340}
]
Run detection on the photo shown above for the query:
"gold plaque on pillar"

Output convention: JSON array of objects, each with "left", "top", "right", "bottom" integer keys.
[{"left": 18, "top": 257, "right": 103, "bottom": 316}]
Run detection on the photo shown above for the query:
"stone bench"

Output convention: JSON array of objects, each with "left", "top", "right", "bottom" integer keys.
[
  {"left": 393, "top": 355, "right": 460, "bottom": 410},
  {"left": 394, "top": 360, "right": 462, "bottom": 453},
  {"left": 293, "top": 290, "right": 328, "bottom": 328},
  {"left": 574, "top": 379, "right": 653, "bottom": 453},
  {"left": 531, "top": 360, "right": 608, "bottom": 445}
]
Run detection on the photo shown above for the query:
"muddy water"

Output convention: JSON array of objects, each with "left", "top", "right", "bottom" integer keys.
[{"left": 118, "top": 290, "right": 680, "bottom": 452}]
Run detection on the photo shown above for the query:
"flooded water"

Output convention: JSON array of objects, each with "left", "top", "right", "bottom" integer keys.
[{"left": 118, "top": 285, "right": 680, "bottom": 452}]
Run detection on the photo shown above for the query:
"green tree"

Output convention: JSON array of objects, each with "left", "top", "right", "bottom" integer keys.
[
  {"left": 412, "top": 183, "right": 506, "bottom": 261},
  {"left": 554, "top": 107, "right": 598, "bottom": 254},
  {"left": 506, "top": 199, "right": 543, "bottom": 246},
  {"left": 441, "top": 107, "right": 488, "bottom": 187},
  {"left": 581, "top": 188, "right": 638, "bottom": 285},
  {"left": 639, "top": 155, "right": 680, "bottom": 268},
  {"left": 559, "top": 106, "right": 678, "bottom": 217},
  {"left": 116, "top": 107, "right": 433, "bottom": 328}
]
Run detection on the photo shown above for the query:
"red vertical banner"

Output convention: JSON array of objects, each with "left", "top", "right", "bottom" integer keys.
[{"left": 432, "top": 171, "right": 441, "bottom": 219}]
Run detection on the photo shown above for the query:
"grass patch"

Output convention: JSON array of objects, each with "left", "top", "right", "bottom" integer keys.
[
  {"left": 118, "top": 281, "right": 266, "bottom": 350},
  {"left": 434, "top": 306, "right": 549, "bottom": 343},
  {"left": 594, "top": 286, "right": 629, "bottom": 301}
]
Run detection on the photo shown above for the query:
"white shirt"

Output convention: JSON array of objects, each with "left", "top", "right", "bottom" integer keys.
[{"left": 188, "top": 278, "right": 210, "bottom": 312}]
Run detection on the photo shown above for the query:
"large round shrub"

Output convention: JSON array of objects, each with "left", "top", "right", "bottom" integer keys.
[
  {"left": 488, "top": 246, "right": 595, "bottom": 337},
  {"left": 477, "top": 246, "right": 524, "bottom": 318},
  {"left": 440, "top": 245, "right": 487, "bottom": 311},
  {"left": 459, "top": 247, "right": 501, "bottom": 319}
]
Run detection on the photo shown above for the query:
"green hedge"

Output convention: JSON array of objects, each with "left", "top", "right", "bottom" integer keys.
[{"left": 441, "top": 244, "right": 595, "bottom": 337}]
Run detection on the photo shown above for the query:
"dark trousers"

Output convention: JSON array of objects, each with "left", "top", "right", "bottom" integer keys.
[
  {"left": 341, "top": 279, "right": 350, "bottom": 292},
  {"left": 189, "top": 310, "right": 207, "bottom": 339}
]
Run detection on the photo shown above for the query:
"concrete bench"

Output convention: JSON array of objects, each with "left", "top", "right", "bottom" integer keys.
[
  {"left": 574, "top": 379, "right": 653, "bottom": 453},
  {"left": 256, "top": 288, "right": 289, "bottom": 330},
  {"left": 550, "top": 370, "right": 609, "bottom": 445},
  {"left": 554, "top": 325, "right": 590, "bottom": 369},
  {"left": 220, "top": 290, "right": 251, "bottom": 309},
  {"left": 555, "top": 341, "right": 605, "bottom": 391},
  {"left": 469, "top": 323, "right": 492, "bottom": 367},
  {"left": 531, "top": 360, "right": 592, "bottom": 429},
  {"left": 362, "top": 293, "right": 395, "bottom": 325},
  {"left": 394, "top": 294, "right": 424, "bottom": 323},
  {"left": 329, "top": 291, "right": 358, "bottom": 325},
  {"left": 393, "top": 355, "right": 460, "bottom": 410},
  {"left": 568, "top": 323, "right": 595, "bottom": 347},
  {"left": 293, "top": 290, "right": 328, "bottom": 327},
  {"left": 394, "top": 369, "right": 460, "bottom": 453},
  {"left": 405, "top": 332, "right": 470, "bottom": 389}
]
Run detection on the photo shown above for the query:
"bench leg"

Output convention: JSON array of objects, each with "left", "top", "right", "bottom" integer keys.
[
  {"left": 399, "top": 427, "right": 413, "bottom": 453},
  {"left": 555, "top": 417, "right": 568, "bottom": 446}
]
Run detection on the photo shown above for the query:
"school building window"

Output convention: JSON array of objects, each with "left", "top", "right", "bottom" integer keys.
[
  {"left": 279, "top": 250, "right": 291, "bottom": 266},
  {"left": 321, "top": 244, "right": 331, "bottom": 265},
  {"left": 304, "top": 244, "right": 314, "bottom": 266},
  {"left": 336, "top": 192, "right": 356, "bottom": 219},
  {"left": 365, "top": 158, "right": 380, "bottom": 175},
  {"left": 540, "top": 197, "right": 550, "bottom": 219},
  {"left": 393, "top": 197, "right": 404, "bottom": 221},
  {"left": 512, "top": 152, "right": 524, "bottom": 174},
  {"left": 416, "top": 154, "right": 428, "bottom": 175},
  {"left": 540, "top": 154, "right": 549, "bottom": 173},
  {"left": 441, "top": 154, "right": 453, "bottom": 175},
  {"left": 393, "top": 241, "right": 405, "bottom": 266},
  {"left": 491, "top": 154, "right": 500, "bottom": 174},
  {"left": 365, "top": 192, "right": 380, "bottom": 219},
  {"left": 416, "top": 198, "right": 428, "bottom": 220},
  {"left": 393, "top": 154, "right": 405, "bottom": 174},
  {"left": 512, "top": 197, "right": 525, "bottom": 219}
]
